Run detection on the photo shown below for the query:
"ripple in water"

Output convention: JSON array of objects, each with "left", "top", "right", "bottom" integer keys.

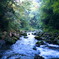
[
  {"left": 1, "top": 32, "right": 39, "bottom": 59},
  {"left": 1, "top": 32, "right": 59, "bottom": 59}
]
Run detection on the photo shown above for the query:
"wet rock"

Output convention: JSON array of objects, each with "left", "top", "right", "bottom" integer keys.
[
  {"left": 0, "top": 33, "right": 3, "bottom": 39},
  {"left": 46, "top": 40, "right": 52, "bottom": 44},
  {"left": 6, "top": 53, "right": 21, "bottom": 59},
  {"left": 33, "top": 46, "right": 37, "bottom": 50},
  {"left": 16, "top": 58, "right": 21, "bottom": 59},
  {"left": 34, "top": 54, "right": 44, "bottom": 59},
  {"left": 51, "top": 36, "right": 59, "bottom": 45},
  {"left": 32, "top": 33, "right": 36, "bottom": 35},
  {"left": 0, "top": 40, "right": 5, "bottom": 45},
  {"left": 36, "top": 32, "right": 44, "bottom": 37},
  {"left": 4, "top": 33, "right": 20, "bottom": 45},
  {"left": 12, "top": 36, "right": 19, "bottom": 40},
  {"left": 56, "top": 40, "right": 59, "bottom": 45},
  {"left": 36, "top": 41, "right": 44, "bottom": 47},
  {"left": 35, "top": 36, "right": 43, "bottom": 40},
  {"left": 0, "top": 40, "right": 6, "bottom": 48},
  {"left": 45, "top": 36, "right": 56, "bottom": 44},
  {"left": 5, "top": 36, "right": 16, "bottom": 45},
  {"left": 0, "top": 50, "right": 5, "bottom": 58},
  {"left": 24, "top": 36, "right": 28, "bottom": 38},
  {"left": 21, "top": 33, "right": 27, "bottom": 36},
  {"left": 56, "top": 36, "right": 59, "bottom": 39}
]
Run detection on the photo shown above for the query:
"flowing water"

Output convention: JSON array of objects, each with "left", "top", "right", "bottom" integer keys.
[{"left": 1, "top": 32, "right": 59, "bottom": 59}]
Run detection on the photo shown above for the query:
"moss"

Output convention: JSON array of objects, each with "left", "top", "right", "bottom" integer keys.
[
  {"left": 43, "top": 28, "right": 59, "bottom": 34},
  {"left": 32, "top": 33, "right": 36, "bottom": 35},
  {"left": 35, "top": 36, "right": 40, "bottom": 40},
  {"left": 35, "top": 36, "right": 43, "bottom": 40},
  {"left": 12, "top": 36, "right": 19, "bottom": 39},
  {"left": 50, "top": 37, "right": 55, "bottom": 41},
  {"left": 0, "top": 31, "right": 20, "bottom": 45},
  {"left": 56, "top": 40, "right": 59, "bottom": 45},
  {"left": 4, "top": 36, "right": 18, "bottom": 44},
  {"left": 34, "top": 54, "right": 44, "bottom": 59},
  {"left": 24, "top": 36, "right": 28, "bottom": 38},
  {"left": 36, "top": 41, "right": 44, "bottom": 47},
  {"left": 21, "top": 33, "right": 27, "bottom": 36},
  {"left": 5, "top": 38, "right": 16, "bottom": 44}
]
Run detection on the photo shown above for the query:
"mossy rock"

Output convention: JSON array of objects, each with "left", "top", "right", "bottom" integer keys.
[
  {"left": 56, "top": 36, "right": 59, "bottom": 39},
  {"left": 56, "top": 40, "right": 59, "bottom": 45},
  {"left": 49, "top": 36, "right": 55, "bottom": 41},
  {"left": 32, "top": 33, "right": 36, "bottom": 35},
  {"left": 12, "top": 37, "right": 18, "bottom": 40},
  {"left": 24, "top": 36, "right": 28, "bottom": 38},
  {"left": 54, "top": 36, "right": 59, "bottom": 44},
  {"left": 12, "top": 36, "right": 19, "bottom": 40},
  {"left": 5, "top": 37, "right": 16, "bottom": 44},
  {"left": 6, "top": 39, "right": 16, "bottom": 44},
  {"left": 34, "top": 54, "right": 44, "bottom": 59},
  {"left": 10, "top": 39, "right": 16, "bottom": 44},
  {"left": 35, "top": 36, "right": 43, "bottom": 40},
  {"left": 21, "top": 33, "right": 27, "bottom": 36},
  {"left": 36, "top": 41, "right": 44, "bottom": 47},
  {"left": 0, "top": 33, "right": 2, "bottom": 39},
  {"left": 33, "top": 46, "right": 36, "bottom": 50},
  {"left": 0, "top": 33, "right": 4, "bottom": 39}
]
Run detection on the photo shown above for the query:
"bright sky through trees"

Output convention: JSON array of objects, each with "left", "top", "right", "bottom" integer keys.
[{"left": 15, "top": 0, "right": 40, "bottom": 12}]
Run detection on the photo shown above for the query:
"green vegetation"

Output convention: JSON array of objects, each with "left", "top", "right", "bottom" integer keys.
[
  {"left": 0, "top": 0, "right": 59, "bottom": 44},
  {"left": 0, "top": 0, "right": 59, "bottom": 32},
  {"left": 39, "top": 0, "right": 59, "bottom": 31}
]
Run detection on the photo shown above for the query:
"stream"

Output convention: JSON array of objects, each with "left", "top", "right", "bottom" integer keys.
[{"left": 1, "top": 32, "right": 59, "bottom": 59}]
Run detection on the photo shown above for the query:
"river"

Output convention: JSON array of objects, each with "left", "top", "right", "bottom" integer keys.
[{"left": 1, "top": 32, "right": 59, "bottom": 59}]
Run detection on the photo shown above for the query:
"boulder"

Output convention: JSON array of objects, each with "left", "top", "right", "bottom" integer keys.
[
  {"left": 36, "top": 41, "right": 44, "bottom": 47},
  {"left": 32, "top": 33, "right": 36, "bottom": 35},
  {"left": 33, "top": 46, "right": 37, "bottom": 50},
  {"left": 56, "top": 40, "right": 59, "bottom": 45},
  {"left": 35, "top": 36, "right": 43, "bottom": 40},
  {"left": 34, "top": 54, "right": 44, "bottom": 59},
  {"left": 24, "top": 36, "right": 28, "bottom": 38},
  {"left": 0, "top": 40, "right": 6, "bottom": 48},
  {"left": 20, "top": 33, "right": 27, "bottom": 36},
  {"left": 5, "top": 36, "right": 16, "bottom": 45}
]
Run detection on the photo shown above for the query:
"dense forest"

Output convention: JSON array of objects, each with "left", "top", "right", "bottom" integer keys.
[
  {"left": 0, "top": 0, "right": 59, "bottom": 59},
  {"left": 0, "top": 0, "right": 40, "bottom": 31},
  {"left": 0, "top": 0, "right": 59, "bottom": 31}
]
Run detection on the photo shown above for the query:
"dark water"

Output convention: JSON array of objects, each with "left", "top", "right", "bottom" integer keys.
[{"left": 1, "top": 32, "right": 59, "bottom": 59}]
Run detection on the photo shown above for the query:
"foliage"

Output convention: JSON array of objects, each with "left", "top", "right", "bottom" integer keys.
[
  {"left": 39, "top": 0, "right": 59, "bottom": 30},
  {"left": 1, "top": 0, "right": 59, "bottom": 32},
  {"left": 0, "top": 0, "right": 16, "bottom": 31},
  {"left": 0, "top": 0, "right": 32, "bottom": 31}
]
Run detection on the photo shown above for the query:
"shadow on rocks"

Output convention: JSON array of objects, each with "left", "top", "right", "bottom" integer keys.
[{"left": 34, "top": 54, "right": 44, "bottom": 59}]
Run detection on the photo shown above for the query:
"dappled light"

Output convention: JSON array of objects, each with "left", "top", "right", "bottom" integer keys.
[{"left": 0, "top": 0, "right": 59, "bottom": 59}]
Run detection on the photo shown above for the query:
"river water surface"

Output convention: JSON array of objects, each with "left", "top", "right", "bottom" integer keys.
[{"left": 1, "top": 32, "right": 59, "bottom": 59}]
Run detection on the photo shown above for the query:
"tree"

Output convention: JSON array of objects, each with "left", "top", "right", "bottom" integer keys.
[{"left": 39, "top": 0, "right": 59, "bottom": 30}]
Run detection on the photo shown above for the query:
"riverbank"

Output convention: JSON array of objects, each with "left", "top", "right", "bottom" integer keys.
[
  {"left": 0, "top": 30, "right": 27, "bottom": 44},
  {"left": 0, "top": 31, "right": 59, "bottom": 59},
  {"left": 34, "top": 31, "right": 59, "bottom": 45},
  {"left": 0, "top": 30, "right": 27, "bottom": 58},
  {"left": 0, "top": 30, "right": 59, "bottom": 59}
]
